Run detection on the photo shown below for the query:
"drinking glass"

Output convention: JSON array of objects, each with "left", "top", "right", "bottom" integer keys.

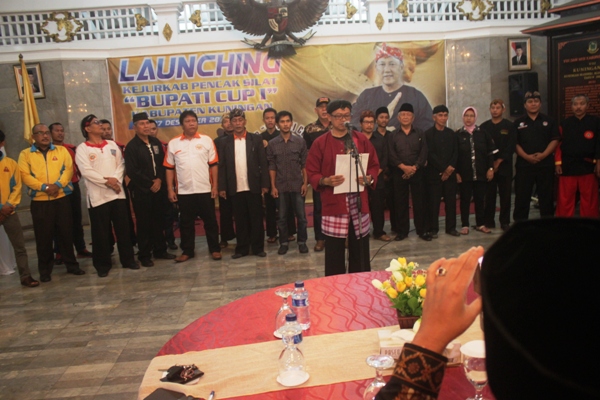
[
  {"left": 277, "top": 323, "right": 309, "bottom": 387},
  {"left": 363, "top": 354, "right": 395, "bottom": 400},
  {"left": 274, "top": 288, "right": 293, "bottom": 337},
  {"left": 461, "top": 340, "right": 487, "bottom": 400}
]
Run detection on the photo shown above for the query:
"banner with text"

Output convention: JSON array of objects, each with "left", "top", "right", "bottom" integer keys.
[
  {"left": 107, "top": 41, "right": 445, "bottom": 143},
  {"left": 555, "top": 33, "right": 600, "bottom": 121}
]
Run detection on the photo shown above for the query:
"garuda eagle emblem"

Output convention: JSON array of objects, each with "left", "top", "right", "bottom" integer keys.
[{"left": 217, "top": 0, "right": 330, "bottom": 57}]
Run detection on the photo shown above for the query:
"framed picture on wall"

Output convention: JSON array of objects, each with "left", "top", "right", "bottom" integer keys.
[
  {"left": 508, "top": 38, "right": 532, "bottom": 71},
  {"left": 13, "top": 63, "right": 45, "bottom": 100}
]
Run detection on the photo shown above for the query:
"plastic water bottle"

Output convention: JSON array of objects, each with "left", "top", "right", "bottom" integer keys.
[
  {"left": 283, "top": 313, "right": 303, "bottom": 345},
  {"left": 291, "top": 281, "right": 310, "bottom": 330}
]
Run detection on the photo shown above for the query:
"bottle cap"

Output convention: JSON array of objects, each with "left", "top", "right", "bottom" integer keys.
[
  {"left": 286, "top": 313, "right": 297, "bottom": 322},
  {"left": 294, "top": 281, "right": 304, "bottom": 288}
]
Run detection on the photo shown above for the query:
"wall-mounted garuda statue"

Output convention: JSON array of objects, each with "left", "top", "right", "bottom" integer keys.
[{"left": 217, "top": 0, "right": 329, "bottom": 57}]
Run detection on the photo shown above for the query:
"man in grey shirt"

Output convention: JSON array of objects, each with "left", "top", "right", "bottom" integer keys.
[{"left": 266, "top": 110, "right": 309, "bottom": 255}]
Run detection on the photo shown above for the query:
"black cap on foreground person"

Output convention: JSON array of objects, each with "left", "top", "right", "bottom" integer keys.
[{"left": 481, "top": 218, "right": 600, "bottom": 399}]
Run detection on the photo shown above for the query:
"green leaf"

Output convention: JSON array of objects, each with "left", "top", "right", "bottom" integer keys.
[{"left": 407, "top": 297, "right": 419, "bottom": 312}]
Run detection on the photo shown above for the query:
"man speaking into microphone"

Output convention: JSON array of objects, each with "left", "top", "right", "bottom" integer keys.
[{"left": 306, "top": 100, "right": 380, "bottom": 276}]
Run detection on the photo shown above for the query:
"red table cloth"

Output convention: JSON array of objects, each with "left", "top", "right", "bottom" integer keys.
[{"left": 158, "top": 271, "right": 492, "bottom": 399}]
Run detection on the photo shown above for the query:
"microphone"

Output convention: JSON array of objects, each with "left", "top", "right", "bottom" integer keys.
[
  {"left": 343, "top": 128, "right": 360, "bottom": 157},
  {"left": 344, "top": 121, "right": 354, "bottom": 131}
]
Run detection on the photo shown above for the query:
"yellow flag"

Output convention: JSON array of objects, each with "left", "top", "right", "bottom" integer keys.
[{"left": 19, "top": 54, "right": 40, "bottom": 144}]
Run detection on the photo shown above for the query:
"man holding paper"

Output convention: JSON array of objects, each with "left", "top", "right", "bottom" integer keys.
[{"left": 306, "top": 100, "right": 380, "bottom": 276}]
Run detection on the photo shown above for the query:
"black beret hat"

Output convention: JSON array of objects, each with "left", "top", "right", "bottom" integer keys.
[
  {"left": 327, "top": 99, "right": 352, "bottom": 115},
  {"left": 375, "top": 107, "right": 389, "bottom": 118},
  {"left": 132, "top": 112, "right": 149, "bottom": 123},
  {"left": 399, "top": 103, "right": 414, "bottom": 113},
  {"left": 432, "top": 105, "right": 449, "bottom": 114}
]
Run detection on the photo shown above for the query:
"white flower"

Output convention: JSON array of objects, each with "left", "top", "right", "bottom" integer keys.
[
  {"left": 392, "top": 271, "right": 404, "bottom": 282},
  {"left": 412, "top": 318, "right": 422, "bottom": 333},
  {"left": 371, "top": 279, "right": 384, "bottom": 290},
  {"left": 386, "top": 259, "right": 402, "bottom": 272}
]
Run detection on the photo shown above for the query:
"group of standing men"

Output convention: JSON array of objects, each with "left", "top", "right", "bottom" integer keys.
[
  {"left": 356, "top": 90, "right": 599, "bottom": 254},
  {"left": 1, "top": 83, "right": 598, "bottom": 285}
]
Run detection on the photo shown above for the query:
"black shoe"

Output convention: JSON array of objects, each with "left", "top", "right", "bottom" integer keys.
[
  {"left": 231, "top": 253, "right": 248, "bottom": 259},
  {"left": 77, "top": 249, "right": 93, "bottom": 258},
  {"left": 123, "top": 262, "right": 140, "bottom": 270},
  {"left": 98, "top": 272, "right": 108, "bottom": 278},
  {"left": 278, "top": 245, "right": 289, "bottom": 255},
  {"left": 21, "top": 276, "right": 40, "bottom": 287},
  {"left": 154, "top": 252, "right": 176, "bottom": 260},
  {"left": 394, "top": 235, "right": 407, "bottom": 241},
  {"left": 299, "top": 243, "right": 309, "bottom": 254},
  {"left": 40, "top": 275, "right": 51, "bottom": 282},
  {"left": 68, "top": 268, "right": 86, "bottom": 275},
  {"left": 447, "top": 230, "right": 461, "bottom": 237},
  {"left": 255, "top": 251, "right": 267, "bottom": 257},
  {"left": 419, "top": 234, "right": 433, "bottom": 242},
  {"left": 140, "top": 259, "right": 154, "bottom": 267},
  {"left": 168, "top": 242, "right": 178, "bottom": 250},
  {"left": 501, "top": 224, "right": 510, "bottom": 232}
]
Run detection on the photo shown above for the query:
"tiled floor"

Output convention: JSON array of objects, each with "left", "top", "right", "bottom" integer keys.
[{"left": 0, "top": 211, "right": 528, "bottom": 400}]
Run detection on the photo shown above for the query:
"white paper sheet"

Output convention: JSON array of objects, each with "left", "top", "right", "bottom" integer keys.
[{"left": 333, "top": 153, "right": 370, "bottom": 194}]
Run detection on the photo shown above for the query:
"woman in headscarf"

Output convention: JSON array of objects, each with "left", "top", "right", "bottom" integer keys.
[{"left": 456, "top": 107, "right": 497, "bottom": 234}]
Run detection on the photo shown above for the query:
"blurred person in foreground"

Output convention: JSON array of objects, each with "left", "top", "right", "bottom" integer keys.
[{"left": 378, "top": 218, "right": 600, "bottom": 399}]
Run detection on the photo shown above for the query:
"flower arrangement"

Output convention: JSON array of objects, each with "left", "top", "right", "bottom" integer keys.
[{"left": 372, "top": 257, "right": 427, "bottom": 317}]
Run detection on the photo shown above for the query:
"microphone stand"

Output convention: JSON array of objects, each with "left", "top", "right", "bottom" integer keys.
[{"left": 347, "top": 125, "right": 368, "bottom": 273}]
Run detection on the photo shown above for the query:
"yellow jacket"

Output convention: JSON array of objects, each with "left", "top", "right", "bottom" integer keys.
[
  {"left": 0, "top": 151, "right": 21, "bottom": 212},
  {"left": 18, "top": 144, "right": 73, "bottom": 201}
]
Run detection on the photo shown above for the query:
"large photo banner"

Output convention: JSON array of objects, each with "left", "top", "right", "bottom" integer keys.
[{"left": 108, "top": 41, "right": 445, "bottom": 143}]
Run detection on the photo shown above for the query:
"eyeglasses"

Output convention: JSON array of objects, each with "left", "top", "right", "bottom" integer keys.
[
  {"left": 330, "top": 114, "right": 351, "bottom": 120},
  {"left": 91, "top": 120, "right": 103, "bottom": 125}
]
